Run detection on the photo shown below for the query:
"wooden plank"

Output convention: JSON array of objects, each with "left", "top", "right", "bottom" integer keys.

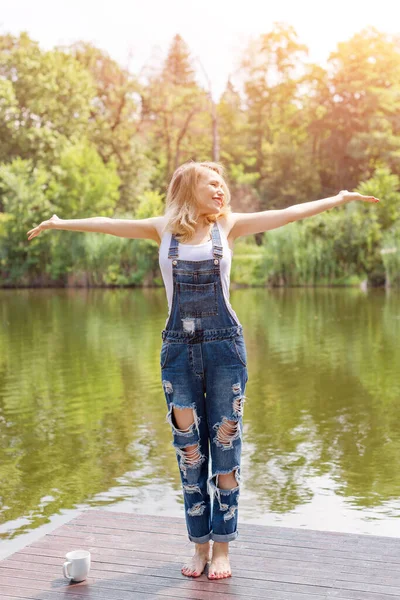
[
  {"left": 1, "top": 548, "right": 374, "bottom": 579},
  {"left": 7, "top": 549, "right": 400, "bottom": 583},
  {"left": 0, "top": 573, "right": 331, "bottom": 600},
  {"left": 5, "top": 548, "right": 400, "bottom": 588},
  {"left": 0, "top": 582, "right": 329, "bottom": 600},
  {"left": 0, "top": 556, "right": 337, "bottom": 587},
  {"left": 30, "top": 528, "right": 400, "bottom": 566},
  {"left": 11, "top": 541, "right": 356, "bottom": 581},
  {"left": 75, "top": 511, "right": 400, "bottom": 545},
  {"left": 2, "top": 510, "right": 400, "bottom": 599},
  {"left": 66, "top": 512, "right": 400, "bottom": 554},
  {"left": 12, "top": 535, "right": 400, "bottom": 585}
]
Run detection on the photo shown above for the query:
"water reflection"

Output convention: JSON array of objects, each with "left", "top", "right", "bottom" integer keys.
[{"left": 1, "top": 287, "right": 399, "bottom": 557}]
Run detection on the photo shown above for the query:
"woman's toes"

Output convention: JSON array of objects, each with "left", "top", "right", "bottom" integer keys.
[{"left": 214, "top": 570, "right": 230, "bottom": 579}]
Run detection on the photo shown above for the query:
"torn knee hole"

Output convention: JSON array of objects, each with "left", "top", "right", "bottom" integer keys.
[
  {"left": 233, "top": 395, "right": 246, "bottom": 416},
  {"left": 171, "top": 408, "right": 194, "bottom": 433},
  {"left": 187, "top": 501, "right": 206, "bottom": 516},
  {"left": 182, "top": 443, "right": 202, "bottom": 466},
  {"left": 166, "top": 405, "right": 200, "bottom": 436},
  {"left": 218, "top": 420, "right": 238, "bottom": 441},
  {"left": 208, "top": 467, "right": 240, "bottom": 511},
  {"left": 215, "top": 419, "right": 241, "bottom": 449},
  {"left": 176, "top": 442, "right": 204, "bottom": 468},
  {"left": 183, "top": 483, "right": 202, "bottom": 495},
  {"left": 215, "top": 467, "right": 240, "bottom": 489},
  {"left": 223, "top": 505, "right": 238, "bottom": 521}
]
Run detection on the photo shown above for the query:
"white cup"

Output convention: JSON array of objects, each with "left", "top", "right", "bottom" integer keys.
[{"left": 63, "top": 550, "right": 91, "bottom": 582}]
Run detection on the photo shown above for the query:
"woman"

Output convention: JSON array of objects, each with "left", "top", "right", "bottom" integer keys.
[{"left": 27, "top": 160, "right": 379, "bottom": 580}]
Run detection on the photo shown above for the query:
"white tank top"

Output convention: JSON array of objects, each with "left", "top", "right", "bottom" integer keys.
[{"left": 158, "top": 220, "right": 241, "bottom": 328}]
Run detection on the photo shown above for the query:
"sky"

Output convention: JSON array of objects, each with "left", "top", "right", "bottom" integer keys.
[{"left": 1, "top": 0, "right": 399, "bottom": 100}]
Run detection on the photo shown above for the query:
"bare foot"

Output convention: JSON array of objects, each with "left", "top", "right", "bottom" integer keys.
[
  {"left": 181, "top": 542, "right": 210, "bottom": 577},
  {"left": 208, "top": 541, "right": 231, "bottom": 579}
]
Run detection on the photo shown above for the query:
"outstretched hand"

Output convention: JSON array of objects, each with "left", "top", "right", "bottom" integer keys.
[
  {"left": 27, "top": 214, "right": 61, "bottom": 241},
  {"left": 339, "top": 190, "right": 380, "bottom": 204}
]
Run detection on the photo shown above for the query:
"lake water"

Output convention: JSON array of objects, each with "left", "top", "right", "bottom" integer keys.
[{"left": 1, "top": 286, "right": 400, "bottom": 559}]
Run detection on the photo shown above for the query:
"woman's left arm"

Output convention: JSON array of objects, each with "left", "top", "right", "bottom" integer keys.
[{"left": 229, "top": 191, "right": 380, "bottom": 239}]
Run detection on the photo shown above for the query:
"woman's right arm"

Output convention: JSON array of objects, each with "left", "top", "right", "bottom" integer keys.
[{"left": 27, "top": 215, "right": 164, "bottom": 244}]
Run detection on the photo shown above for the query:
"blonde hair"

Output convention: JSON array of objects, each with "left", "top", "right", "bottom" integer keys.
[{"left": 164, "top": 160, "right": 232, "bottom": 243}]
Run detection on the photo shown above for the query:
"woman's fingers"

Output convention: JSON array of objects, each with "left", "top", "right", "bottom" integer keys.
[
  {"left": 27, "top": 220, "right": 51, "bottom": 236},
  {"left": 353, "top": 192, "right": 380, "bottom": 203},
  {"left": 27, "top": 225, "right": 42, "bottom": 240},
  {"left": 340, "top": 190, "right": 380, "bottom": 203}
]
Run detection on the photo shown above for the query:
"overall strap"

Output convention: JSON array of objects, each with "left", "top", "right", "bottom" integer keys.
[
  {"left": 167, "top": 231, "right": 179, "bottom": 259},
  {"left": 211, "top": 221, "right": 223, "bottom": 259},
  {"left": 167, "top": 221, "right": 224, "bottom": 260}
]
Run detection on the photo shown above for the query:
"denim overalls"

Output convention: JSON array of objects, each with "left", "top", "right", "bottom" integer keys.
[{"left": 160, "top": 220, "right": 248, "bottom": 543}]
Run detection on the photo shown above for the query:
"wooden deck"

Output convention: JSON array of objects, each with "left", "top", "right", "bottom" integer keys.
[{"left": 1, "top": 510, "right": 400, "bottom": 600}]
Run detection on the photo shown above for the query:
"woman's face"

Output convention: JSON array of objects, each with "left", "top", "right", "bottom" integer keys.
[{"left": 195, "top": 169, "right": 225, "bottom": 218}]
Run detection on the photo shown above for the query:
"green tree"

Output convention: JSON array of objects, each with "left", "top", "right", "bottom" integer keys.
[
  {"left": 238, "top": 23, "right": 317, "bottom": 208},
  {"left": 68, "top": 42, "right": 155, "bottom": 212},
  {"left": 0, "top": 32, "right": 96, "bottom": 167},
  {"left": 0, "top": 158, "right": 54, "bottom": 283},
  {"left": 140, "top": 34, "right": 210, "bottom": 182},
  {"left": 306, "top": 27, "right": 400, "bottom": 192},
  {"left": 46, "top": 139, "right": 120, "bottom": 218},
  {"left": 356, "top": 167, "right": 400, "bottom": 284},
  {"left": 357, "top": 166, "right": 400, "bottom": 232},
  {"left": 0, "top": 141, "right": 120, "bottom": 285}
]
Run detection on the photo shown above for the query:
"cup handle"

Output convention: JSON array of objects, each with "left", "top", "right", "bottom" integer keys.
[{"left": 63, "top": 560, "right": 73, "bottom": 580}]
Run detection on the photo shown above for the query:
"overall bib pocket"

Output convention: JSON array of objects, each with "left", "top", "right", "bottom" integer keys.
[{"left": 178, "top": 282, "right": 218, "bottom": 318}]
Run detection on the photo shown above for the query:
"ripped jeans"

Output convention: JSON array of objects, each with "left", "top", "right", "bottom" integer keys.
[{"left": 161, "top": 333, "right": 248, "bottom": 543}]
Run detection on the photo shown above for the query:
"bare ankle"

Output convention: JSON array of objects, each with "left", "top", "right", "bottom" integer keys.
[
  {"left": 195, "top": 541, "right": 210, "bottom": 554},
  {"left": 212, "top": 541, "right": 229, "bottom": 555}
]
